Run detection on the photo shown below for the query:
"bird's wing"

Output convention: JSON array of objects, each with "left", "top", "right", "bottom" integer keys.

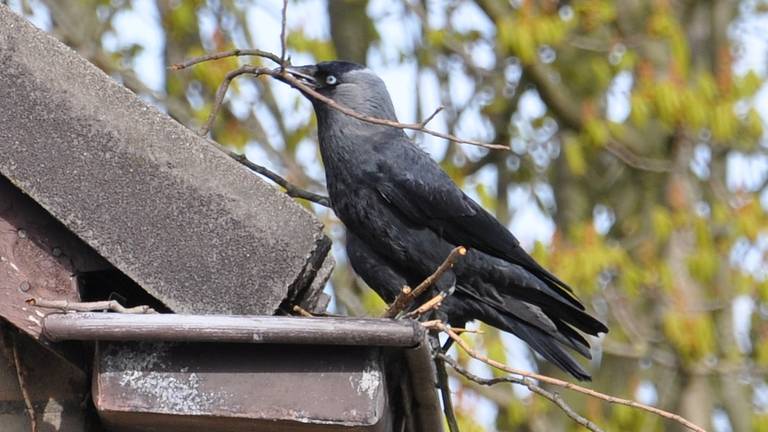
[
  {"left": 373, "top": 143, "right": 583, "bottom": 308},
  {"left": 374, "top": 162, "right": 477, "bottom": 222},
  {"left": 373, "top": 147, "right": 520, "bottom": 247},
  {"left": 346, "top": 230, "right": 407, "bottom": 304}
]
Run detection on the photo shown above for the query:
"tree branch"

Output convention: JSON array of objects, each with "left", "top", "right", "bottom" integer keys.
[
  {"left": 227, "top": 150, "right": 330, "bottom": 207},
  {"left": 382, "top": 246, "right": 466, "bottom": 318},
  {"left": 199, "top": 64, "right": 269, "bottom": 136},
  {"left": 431, "top": 338, "right": 461, "bottom": 432},
  {"left": 10, "top": 333, "right": 37, "bottom": 432},
  {"left": 169, "top": 49, "right": 281, "bottom": 71},
  {"left": 173, "top": 62, "right": 332, "bottom": 206},
  {"left": 419, "top": 105, "right": 445, "bottom": 128},
  {"left": 424, "top": 321, "right": 707, "bottom": 432},
  {"left": 26, "top": 298, "right": 156, "bottom": 314},
  {"left": 437, "top": 352, "right": 604, "bottom": 432},
  {"left": 404, "top": 291, "right": 450, "bottom": 319},
  {"left": 279, "top": 0, "right": 289, "bottom": 68},
  {"left": 173, "top": 49, "right": 509, "bottom": 150},
  {"left": 524, "top": 62, "right": 672, "bottom": 173},
  {"left": 277, "top": 71, "right": 508, "bottom": 150}
]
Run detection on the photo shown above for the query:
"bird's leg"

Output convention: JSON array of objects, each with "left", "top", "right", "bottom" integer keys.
[
  {"left": 441, "top": 337, "right": 454, "bottom": 352},
  {"left": 399, "top": 269, "right": 458, "bottom": 319},
  {"left": 440, "top": 272, "right": 457, "bottom": 297},
  {"left": 432, "top": 274, "right": 457, "bottom": 352}
]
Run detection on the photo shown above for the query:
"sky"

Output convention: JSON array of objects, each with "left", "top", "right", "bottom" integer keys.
[{"left": 7, "top": 1, "right": 768, "bottom": 430}]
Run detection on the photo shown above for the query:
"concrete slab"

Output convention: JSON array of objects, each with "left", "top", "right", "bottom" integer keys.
[
  {"left": 0, "top": 6, "right": 330, "bottom": 314},
  {"left": 94, "top": 342, "right": 390, "bottom": 432}
]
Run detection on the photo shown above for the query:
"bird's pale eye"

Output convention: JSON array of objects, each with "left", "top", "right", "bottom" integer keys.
[{"left": 325, "top": 75, "right": 338, "bottom": 85}]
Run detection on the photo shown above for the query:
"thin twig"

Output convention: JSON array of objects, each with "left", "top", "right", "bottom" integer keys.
[
  {"left": 292, "top": 305, "right": 315, "bottom": 317},
  {"left": 405, "top": 291, "right": 449, "bottom": 318},
  {"left": 199, "top": 64, "right": 270, "bottom": 136},
  {"left": 437, "top": 352, "right": 604, "bottom": 432},
  {"left": 382, "top": 246, "right": 466, "bottom": 318},
  {"left": 605, "top": 142, "right": 671, "bottom": 173},
  {"left": 10, "top": 334, "right": 37, "bottom": 432},
  {"left": 174, "top": 50, "right": 508, "bottom": 149},
  {"left": 433, "top": 347, "right": 461, "bottom": 432},
  {"left": 521, "top": 61, "right": 671, "bottom": 173},
  {"left": 277, "top": 72, "right": 508, "bottom": 150},
  {"left": 169, "top": 48, "right": 281, "bottom": 71},
  {"left": 421, "top": 320, "right": 482, "bottom": 334},
  {"left": 178, "top": 59, "right": 332, "bottom": 207},
  {"left": 26, "top": 298, "right": 156, "bottom": 314},
  {"left": 419, "top": 105, "right": 444, "bottom": 128},
  {"left": 172, "top": 48, "right": 505, "bottom": 204},
  {"left": 279, "top": 0, "right": 289, "bottom": 68},
  {"left": 384, "top": 286, "right": 413, "bottom": 318},
  {"left": 228, "top": 151, "right": 331, "bottom": 207},
  {"left": 424, "top": 321, "right": 707, "bottom": 432}
]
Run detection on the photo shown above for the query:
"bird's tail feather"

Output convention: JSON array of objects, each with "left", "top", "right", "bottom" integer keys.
[
  {"left": 499, "top": 287, "right": 608, "bottom": 336},
  {"left": 506, "top": 246, "right": 585, "bottom": 310},
  {"left": 479, "top": 306, "right": 592, "bottom": 381}
]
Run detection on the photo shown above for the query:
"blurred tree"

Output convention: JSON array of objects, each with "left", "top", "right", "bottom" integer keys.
[{"left": 13, "top": 0, "right": 768, "bottom": 430}]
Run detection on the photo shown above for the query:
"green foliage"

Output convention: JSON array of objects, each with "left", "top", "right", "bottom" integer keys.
[
  {"left": 663, "top": 312, "right": 716, "bottom": 363},
  {"left": 287, "top": 31, "right": 336, "bottom": 61},
  {"left": 563, "top": 134, "right": 587, "bottom": 175}
]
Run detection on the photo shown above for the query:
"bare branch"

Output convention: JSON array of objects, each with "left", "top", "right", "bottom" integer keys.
[
  {"left": 419, "top": 105, "right": 445, "bottom": 128},
  {"left": 404, "top": 291, "right": 449, "bottom": 319},
  {"left": 437, "top": 352, "right": 604, "bottom": 432},
  {"left": 279, "top": 0, "right": 289, "bottom": 68},
  {"left": 421, "top": 320, "right": 482, "bottom": 334},
  {"left": 169, "top": 49, "right": 281, "bottom": 71},
  {"left": 409, "top": 246, "right": 466, "bottom": 299},
  {"left": 199, "top": 65, "right": 270, "bottom": 136},
  {"left": 434, "top": 352, "right": 461, "bottom": 432},
  {"left": 604, "top": 142, "right": 672, "bottom": 173},
  {"left": 177, "top": 62, "right": 331, "bottom": 207},
  {"left": 382, "top": 246, "right": 466, "bottom": 318},
  {"left": 10, "top": 334, "right": 37, "bottom": 432},
  {"left": 173, "top": 49, "right": 509, "bottom": 149},
  {"left": 227, "top": 150, "right": 331, "bottom": 207},
  {"left": 277, "top": 72, "right": 509, "bottom": 150},
  {"left": 26, "top": 298, "right": 156, "bottom": 314},
  {"left": 523, "top": 62, "right": 671, "bottom": 173},
  {"left": 292, "top": 305, "right": 314, "bottom": 317},
  {"left": 383, "top": 286, "right": 412, "bottom": 317},
  {"left": 172, "top": 48, "right": 509, "bottom": 207},
  {"left": 424, "top": 321, "right": 707, "bottom": 432}
]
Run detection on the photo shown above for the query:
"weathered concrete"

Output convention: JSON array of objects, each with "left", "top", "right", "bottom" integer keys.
[
  {"left": 94, "top": 342, "right": 390, "bottom": 431},
  {"left": 0, "top": 6, "right": 330, "bottom": 314}
]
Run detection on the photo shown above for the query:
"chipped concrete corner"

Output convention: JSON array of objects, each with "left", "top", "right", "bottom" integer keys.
[{"left": 0, "top": 5, "right": 331, "bottom": 315}]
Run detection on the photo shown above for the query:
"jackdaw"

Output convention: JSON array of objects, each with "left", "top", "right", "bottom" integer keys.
[{"left": 278, "top": 61, "right": 608, "bottom": 380}]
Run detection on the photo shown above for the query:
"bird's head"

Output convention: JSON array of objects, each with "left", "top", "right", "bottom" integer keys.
[{"left": 276, "top": 60, "right": 398, "bottom": 121}]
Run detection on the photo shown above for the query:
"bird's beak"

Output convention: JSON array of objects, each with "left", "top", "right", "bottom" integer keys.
[{"left": 274, "top": 65, "right": 318, "bottom": 88}]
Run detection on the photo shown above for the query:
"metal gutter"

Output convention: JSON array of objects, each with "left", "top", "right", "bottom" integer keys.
[
  {"left": 404, "top": 339, "right": 446, "bottom": 432},
  {"left": 42, "top": 313, "right": 425, "bottom": 347}
]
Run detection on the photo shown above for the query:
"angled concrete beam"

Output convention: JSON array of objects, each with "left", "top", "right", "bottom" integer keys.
[{"left": 0, "top": 6, "right": 330, "bottom": 315}]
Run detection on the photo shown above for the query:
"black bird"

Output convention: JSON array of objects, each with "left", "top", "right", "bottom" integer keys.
[{"left": 278, "top": 61, "right": 608, "bottom": 380}]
